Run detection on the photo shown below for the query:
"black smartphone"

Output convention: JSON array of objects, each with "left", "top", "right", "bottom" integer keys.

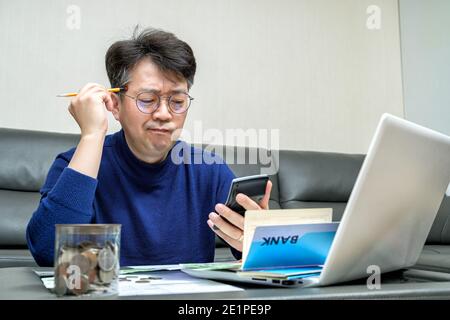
[{"left": 223, "top": 174, "right": 269, "bottom": 216}]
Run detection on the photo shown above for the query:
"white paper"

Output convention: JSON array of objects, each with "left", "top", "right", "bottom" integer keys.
[{"left": 118, "top": 271, "right": 243, "bottom": 296}]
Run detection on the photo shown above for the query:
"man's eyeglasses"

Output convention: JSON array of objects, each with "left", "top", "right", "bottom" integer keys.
[{"left": 121, "top": 90, "right": 194, "bottom": 114}]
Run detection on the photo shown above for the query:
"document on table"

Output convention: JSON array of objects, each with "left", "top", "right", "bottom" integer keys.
[
  {"left": 120, "top": 264, "right": 182, "bottom": 274},
  {"left": 180, "top": 261, "right": 242, "bottom": 271},
  {"left": 37, "top": 270, "right": 243, "bottom": 296},
  {"left": 117, "top": 271, "right": 243, "bottom": 296}
]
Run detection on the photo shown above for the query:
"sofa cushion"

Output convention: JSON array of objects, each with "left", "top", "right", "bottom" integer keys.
[
  {"left": 276, "top": 150, "right": 364, "bottom": 221},
  {"left": 0, "top": 249, "right": 37, "bottom": 268},
  {"left": 0, "top": 190, "right": 40, "bottom": 247},
  {"left": 0, "top": 128, "right": 79, "bottom": 250},
  {"left": 0, "top": 128, "right": 79, "bottom": 192},
  {"left": 426, "top": 195, "right": 450, "bottom": 244},
  {"left": 414, "top": 245, "right": 450, "bottom": 273}
]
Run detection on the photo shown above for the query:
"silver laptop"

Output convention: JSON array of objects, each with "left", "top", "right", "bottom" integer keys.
[{"left": 183, "top": 113, "right": 450, "bottom": 287}]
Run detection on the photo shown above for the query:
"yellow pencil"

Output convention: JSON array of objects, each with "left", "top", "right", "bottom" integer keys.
[{"left": 56, "top": 87, "right": 123, "bottom": 97}]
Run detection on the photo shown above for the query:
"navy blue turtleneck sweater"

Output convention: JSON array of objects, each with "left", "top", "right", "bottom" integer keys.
[{"left": 26, "top": 130, "right": 236, "bottom": 267}]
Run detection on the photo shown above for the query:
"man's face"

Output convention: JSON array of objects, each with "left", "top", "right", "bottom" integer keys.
[{"left": 113, "top": 58, "right": 189, "bottom": 161}]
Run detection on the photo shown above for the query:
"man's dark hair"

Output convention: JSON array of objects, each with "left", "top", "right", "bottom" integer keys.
[{"left": 105, "top": 26, "right": 196, "bottom": 90}]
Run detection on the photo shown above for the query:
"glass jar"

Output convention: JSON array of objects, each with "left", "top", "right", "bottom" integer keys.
[{"left": 54, "top": 224, "right": 121, "bottom": 297}]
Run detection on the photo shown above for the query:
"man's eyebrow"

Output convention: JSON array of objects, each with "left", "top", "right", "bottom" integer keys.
[
  {"left": 136, "top": 87, "right": 159, "bottom": 93},
  {"left": 136, "top": 88, "right": 188, "bottom": 94}
]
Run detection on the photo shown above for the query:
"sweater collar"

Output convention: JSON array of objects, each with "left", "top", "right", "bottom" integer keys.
[{"left": 113, "top": 129, "right": 183, "bottom": 181}]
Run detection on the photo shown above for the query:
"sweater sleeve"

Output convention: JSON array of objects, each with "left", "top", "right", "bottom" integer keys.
[
  {"left": 215, "top": 163, "right": 242, "bottom": 260},
  {"left": 26, "top": 154, "right": 98, "bottom": 266}
]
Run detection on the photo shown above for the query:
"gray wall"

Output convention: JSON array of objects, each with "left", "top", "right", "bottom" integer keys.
[
  {"left": 0, "top": 0, "right": 404, "bottom": 153},
  {"left": 399, "top": 0, "right": 450, "bottom": 135}
]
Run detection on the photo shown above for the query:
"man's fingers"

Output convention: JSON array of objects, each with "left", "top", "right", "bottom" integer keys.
[
  {"left": 235, "top": 180, "right": 273, "bottom": 211},
  {"left": 259, "top": 180, "right": 273, "bottom": 210},
  {"left": 208, "top": 212, "right": 242, "bottom": 240},
  {"left": 78, "top": 84, "right": 107, "bottom": 101},
  {"left": 215, "top": 203, "right": 244, "bottom": 229},
  {"left": 235, "top": 193, "right": 260, "bottom": 211},
  {"left": 77, "top": 83, "right": 102, "bottom": 97},
  {"left": 101, "top": 91, "right": 114, "bottom": 111},
  {"left": 207, "top": 220, "right": 242, "bottom": 252},
  {"left": 79, "top": 86, "right": 114, "bottom": 110},
  {"left": 68, "top": 103, "right": 74, "bottom": 116}
]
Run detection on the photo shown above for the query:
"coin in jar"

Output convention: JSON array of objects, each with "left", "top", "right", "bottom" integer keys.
[
  {"left": 106, "top": 240, "right": 119, "bottom": 254},
  {"left": 58, "top": 247, "right": 77, "bottom": 265},
  {"left": 69, "top": 274, "right": 90, "bottom": 295},
  {"left": 55, "top": 262, "right": 69, "bottom": 277},
  {"left": 87, "top": 268, "right": 97, "bottom": 284},
  {"left": 70, "top": 254, "right": 91, "bottom": 274},
  {"left": 81, "top": 249, "right": 98, "bottom": 270},
  {"left": 78, "top": 240, "right": 95, "bottom": 250},
  {"left": 98, "top": 247, "right": 115, "bottom": 271},
  {"left": 54, "top": 275, "right": 68, "bottom": 296},
  {"left": 98, "top": 269, "right": 115, "bottom": 284}
]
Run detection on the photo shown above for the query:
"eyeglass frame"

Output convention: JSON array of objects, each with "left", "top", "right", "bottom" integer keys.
[{"left": 120, "top": 89, "right": 194, "bottom": 115}]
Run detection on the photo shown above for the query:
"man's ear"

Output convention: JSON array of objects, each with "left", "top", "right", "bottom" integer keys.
[{"left": 109, "top": 94, "right": 121, "bottom": 121}]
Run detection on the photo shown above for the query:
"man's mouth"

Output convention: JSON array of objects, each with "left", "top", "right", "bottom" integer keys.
[{"left": 148, "top": 128, "right": 172, "bottom": 134}]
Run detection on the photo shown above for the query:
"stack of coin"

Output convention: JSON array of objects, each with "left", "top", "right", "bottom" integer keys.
[{"left": 54, "top": 240, "right": 119, "bottom": 296}]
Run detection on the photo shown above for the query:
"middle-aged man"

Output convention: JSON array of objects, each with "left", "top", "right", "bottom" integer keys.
[{"left": 26, "top": 27, "right": 272, "bottom": 267}]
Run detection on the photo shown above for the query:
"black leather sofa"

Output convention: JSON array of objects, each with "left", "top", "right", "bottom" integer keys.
[{"left": 1, "top": 127, "right": 450, "bottom": 277}]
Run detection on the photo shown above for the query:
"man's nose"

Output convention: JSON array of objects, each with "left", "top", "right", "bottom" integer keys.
[{"left": 152, "top": 99, "right": 172, "bottom": 121}]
